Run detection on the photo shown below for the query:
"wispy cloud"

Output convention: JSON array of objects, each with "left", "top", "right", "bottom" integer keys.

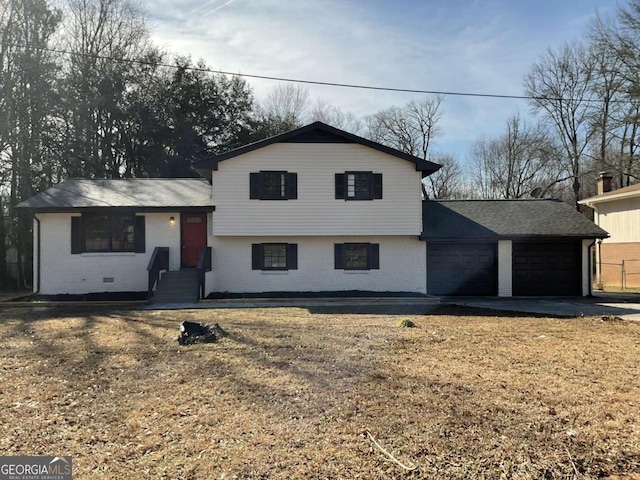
[
  {"left": 147, "top": 0, "right": 621, "bottom": 160},
  {"left": 184, "top": 0, "right": 218, "bottom": 16},
  {"left": 203, "top": 0, "right": 237, "bottom": 17}
]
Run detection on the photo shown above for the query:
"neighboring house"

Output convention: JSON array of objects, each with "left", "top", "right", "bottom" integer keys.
[
  {"left": 579, "top": 173, "right": 640, "bottom": 289},
  {"left": 18, "top": 122, "right": 607, "bottom": 300}
]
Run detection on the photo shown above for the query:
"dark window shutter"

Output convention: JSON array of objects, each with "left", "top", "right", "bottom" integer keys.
[
  {"left": 134, "top": 216, "right": 146, "bottom": 253},
  {"left": 252, "top": 244, "right": 263, "bottom": 270},
  {"left": 71, "top": 216, "right": 83, "bottom": 254},
  {"left": 370, "top": 243, "right": 380, "bottom": 269},
  {"left": 372, "top": 174, "right": 383, "bottom": 199},
  {"left": 250, "top": 172, "right": 260, "bottom": 199},
  {"left": 286, "top": 173, "right": 298, "bottom": 199},
  {"left": 287, "top": 243, "right": 298, "bottom": 270},
  {"left": 334, "top": 243, "right": 344, "bottom": 269},
  {"left": 335, "top": 173, "right": 345, "bottom": 199}
]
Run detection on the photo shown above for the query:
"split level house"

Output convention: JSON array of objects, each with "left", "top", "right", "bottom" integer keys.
[
  {"left": 580, "top": 173, "right": 640, "bottom": 290},
  {"left": 18, "top": 122, "right": 608, "bottom": 301}
]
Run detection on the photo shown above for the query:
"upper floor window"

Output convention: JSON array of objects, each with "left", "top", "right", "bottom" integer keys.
[
  {"left": 335, "top": 172, "right": 383, "bottom": 200},
  {"left": 250, "top": 171, "right": 297, "bottom": 200},
  {"left": 72, "top": 213, "right": 145, "bottom": 254}
]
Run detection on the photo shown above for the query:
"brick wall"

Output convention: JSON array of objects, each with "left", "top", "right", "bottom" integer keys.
[
  {"left": 205, "top": 235, "right": 427, "bottom": 295},
  {"left": 598, "top": 242, "right": 640, "bottom": 289},
  {"left": 35, "top": 212, "right": 181, "bottom": 295}
]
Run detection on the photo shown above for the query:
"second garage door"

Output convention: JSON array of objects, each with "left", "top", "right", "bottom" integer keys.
[
  {"left": 512, "top": 242, "right": 581, "bottom": 296},
  {"left": 427, "top": 242, "right": 498, "bottom": 295}
]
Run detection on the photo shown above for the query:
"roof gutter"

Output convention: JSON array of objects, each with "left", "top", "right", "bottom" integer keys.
[
  {"left": 579, "top": 190, "right": 640, "bottom": 206},
  {"left": 23, "top": 206, "right": 216, "bottom": 214}
]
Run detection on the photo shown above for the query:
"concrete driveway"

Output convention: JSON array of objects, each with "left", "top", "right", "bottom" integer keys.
[
  {"left": 442, "top": 292, "right": 640, "bottom": 320},
  {"left": 145, "top": 292, "right": 640, "bottom": 319}
]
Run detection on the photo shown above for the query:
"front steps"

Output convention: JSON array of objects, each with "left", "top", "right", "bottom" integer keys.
[{"left": 151, "top": 269, "right": 198, "bottom": 304}]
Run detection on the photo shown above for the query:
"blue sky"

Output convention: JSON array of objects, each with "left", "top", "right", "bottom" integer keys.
[{"left": 146, "top": 0, "right": 623, "bottom": 162}]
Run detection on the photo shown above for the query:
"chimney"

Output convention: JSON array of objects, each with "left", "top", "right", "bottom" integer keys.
[{"left": 597, "top": 172, "right": 613, "bottom": 195}]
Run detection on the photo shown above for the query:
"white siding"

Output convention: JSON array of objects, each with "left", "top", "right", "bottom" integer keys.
[
  {"left": 36, "top": 212, "right": 181, "bottom": 295},
  {"left": 211, "top": 143, "right": 423, "bottom": 236},
  {"left": 498, "top": 240, "right": 512, "bottom": 297},
  {"left": 204, "top": 236, "right": 426, "bottom": 295},
  {"left": 596, "top": 198, "right": 640, "bottom": 243}
]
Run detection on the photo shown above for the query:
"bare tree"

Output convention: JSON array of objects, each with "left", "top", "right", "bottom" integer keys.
[
  {"left": 470, "top": 114, "right": 562, "bottom": 199},
  {"left": 423, "top": 153, "right": 462, "bottom": 199},
  {"left": 256, "top": 84, "right": 309, "bottom": 133},
  {"left": 308, "top": 98, "right": 362, "bottom": 134},
  {"left": 588, "top": 8, "right": 640, "bottom": 186},
  {"left": 365, "top": 95, "right": 459, "bottom": 198},
  {"left": 366, "top": 96, "right": 443, "bottom": 159},
  {"left": 525, "top": 42, "right": 598, "bottom": 208}
]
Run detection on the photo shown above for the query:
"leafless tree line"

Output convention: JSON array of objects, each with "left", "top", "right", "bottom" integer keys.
[
  {"left": 266, "top": 0, "right": 640, "bottom": 205},
  {"left": 4, "top": 0, "right": 640, "bottom": 288}
]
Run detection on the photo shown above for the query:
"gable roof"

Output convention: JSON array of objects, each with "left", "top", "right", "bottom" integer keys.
[
  {"left": 421, "top": 199, "right": 608, "bottom": 240},
  {"left": 17, "top": 178, "right": 214, "bottom": 212},
  {"left": 579, "top": 182, "right": 640, "bottom": 206},
  {"left": 193, "top": 121, "right": 442, "bottom": 173}
]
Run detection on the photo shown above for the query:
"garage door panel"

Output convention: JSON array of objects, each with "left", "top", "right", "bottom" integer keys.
[
  {"left": 427, "top": 242, "right": 497, "bottom": 296},
  {"left": 512, "top": 242, "right": 580, "bottom": 296}
]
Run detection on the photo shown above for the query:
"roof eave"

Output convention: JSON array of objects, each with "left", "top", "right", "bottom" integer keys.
[
  {"left": 420, "top": 233, "right": 609, "bottom": 241},
  {"left": 25, "top": 206, "right": 216, "bottom": 213},
  {"left": 579, "top": 190, "right": 640, "bottom": 206},
  {"left": 194, "top": 121, "right": 442, "bottom": 172}
]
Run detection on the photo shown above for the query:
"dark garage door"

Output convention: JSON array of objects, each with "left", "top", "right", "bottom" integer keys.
[
  {"left": 427, "top": 242, "right": 498, "bottom": 295},
  {"left": 512, "top": 242, "right": 581, "bottom": 296}
]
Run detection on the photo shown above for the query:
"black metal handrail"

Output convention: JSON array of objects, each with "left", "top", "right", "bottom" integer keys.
[
  {"left": 147, "top": 247, "right": 170, "bottom": 299},
  {"left": 196, "top": 246, "right": 212, "bottom": 299}
]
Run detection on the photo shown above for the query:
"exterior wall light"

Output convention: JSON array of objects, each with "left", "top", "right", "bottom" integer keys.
[{"left": 169, "top": 216, "right": 175, "bottom": 225}]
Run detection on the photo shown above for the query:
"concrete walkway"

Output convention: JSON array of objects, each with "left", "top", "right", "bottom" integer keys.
[
  {"left": 441, "top": 292, "right": 640, "bottom": 320},
  {"left": 142, "top": 292, "right": 640, "bottom": 320},
  {"left": 142, "top": 296, "right": 440, "bottom": 312}
]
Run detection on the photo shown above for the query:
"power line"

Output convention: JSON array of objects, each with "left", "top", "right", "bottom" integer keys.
[{"left": 5, "top": 42, "right": 611, "bottom": 103}]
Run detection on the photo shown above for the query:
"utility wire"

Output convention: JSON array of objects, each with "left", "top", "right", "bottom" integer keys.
[{"left": 4, "top": 42, "right": 614, "bottom": 103}]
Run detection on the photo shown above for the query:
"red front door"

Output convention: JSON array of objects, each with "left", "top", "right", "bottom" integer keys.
[{"left": 181, "top": 213, "right": 207, "bottom": 267}]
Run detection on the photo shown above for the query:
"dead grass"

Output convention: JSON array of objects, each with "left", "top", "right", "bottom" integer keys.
[{"left": 0, "top": 305, "right": 639, "bottom": 479}]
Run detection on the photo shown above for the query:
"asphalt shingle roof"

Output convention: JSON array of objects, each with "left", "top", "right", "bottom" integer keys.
[
  {"left": 17, "top": 178, "right": 213, "bottom": 211},
  {"left": 422, "top": 199, "right": 608, "bottom": 239}
]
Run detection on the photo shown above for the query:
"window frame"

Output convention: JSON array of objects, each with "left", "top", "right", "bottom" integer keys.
[
  {"left": 83, "top": 213, "right": 136, "bottom": 253},
  {"left": 72, "top": 213, "right": 145, "bottom": 254},
  {"left": 334, "top": 243, "right": 380, "bottom": 270},
  {"left": 250, "top": 171, "right": 297, "bottom": 200},
  {"left": 344, "top": 243, "right": 370, "bottom": 270},
  {"left": 260, "top": 171, "right": 287, "bottom": 200},
  {"left": 335, "top": 172, "right": 383, "bottom": 200},
  {"left": 346, "top": 172, "right": 372, "bottom": 200},
  {"left": 252, "top": 243, "right": 298, "bottom": 271},
  {"left": 262, "top": 243, "right": 288, "bottom": 270}
]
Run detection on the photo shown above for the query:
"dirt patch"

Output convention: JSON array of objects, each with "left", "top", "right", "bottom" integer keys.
[{"left": 0, "top": 306, "right": 639, "bottom": 479}]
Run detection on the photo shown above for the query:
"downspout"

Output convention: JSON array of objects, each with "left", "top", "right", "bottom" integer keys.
[
  {"left": 33, "top": 214, "right": 41, "bottom": 296},
  {"left": 587, "top": 239, "right": 596, "bottom": 297}
]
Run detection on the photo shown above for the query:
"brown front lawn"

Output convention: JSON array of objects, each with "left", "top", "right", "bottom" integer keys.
[{"left": 0, "top": 305, "right": 638, "bottom": 479}]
